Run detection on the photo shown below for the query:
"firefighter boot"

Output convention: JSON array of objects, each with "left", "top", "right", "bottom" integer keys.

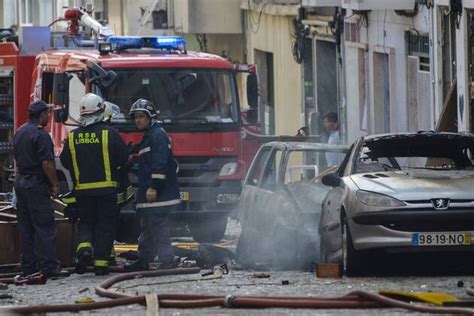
[
  {"left": 94, "top": 259, "right": 110, "bottom": 276},
  {"left": 94, "top": 266, "right": 109, "bottom": 276},
  {"left": 109, "top": 247, "right": 117, "bottom": 267},
  {"left": 74, "top": 248, "right": 93, "bottom": 275},
  {"left": 124, "top": 260, "right": 150, "bottom": 272},
  {"left": 156, "top": 257, "right": 179, "bottom": 269}
]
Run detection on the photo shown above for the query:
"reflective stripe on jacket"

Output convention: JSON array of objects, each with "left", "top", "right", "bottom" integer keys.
[{"left": 60, "top": 122, "right": 128, "bottom": 196}]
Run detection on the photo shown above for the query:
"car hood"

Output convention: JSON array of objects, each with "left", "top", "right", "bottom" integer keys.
[{"left": 350, "top": 169, "right": 474, "bottom": 200}]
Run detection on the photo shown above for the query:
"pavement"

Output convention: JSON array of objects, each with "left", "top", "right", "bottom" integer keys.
[{"left": 1, "top": 219, "right": 474, "bottom": 315}]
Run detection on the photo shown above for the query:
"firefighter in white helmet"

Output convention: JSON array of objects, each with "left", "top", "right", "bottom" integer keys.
[
  {"left": 103, "top": 101, "right": 121, "bottom": 123},
  {"left": 60, "top": 93, "right": 128, "bottom": 275}
]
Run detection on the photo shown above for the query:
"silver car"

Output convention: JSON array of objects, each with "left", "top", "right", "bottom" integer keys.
[{"left": 319, "top": 132, "right": 474, "bottom": 276}]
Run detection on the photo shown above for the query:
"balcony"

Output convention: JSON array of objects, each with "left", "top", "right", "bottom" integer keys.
[
  {"left": 342, "top": 0, "right": 416, "bottom": 10},
  {"left": 173, "top": 0, "right": 242, "bottom": 34},
  {"left": 302, "top": 0, "right": 342, "bottom": 6}
]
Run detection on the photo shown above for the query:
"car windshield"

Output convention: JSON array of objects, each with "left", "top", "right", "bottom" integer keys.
[
  {"left": 354, "top": 134, "right": 474, "bottom": 173},
  {"left": 100, "top": 68, "right": 239, "bottom": 126}
]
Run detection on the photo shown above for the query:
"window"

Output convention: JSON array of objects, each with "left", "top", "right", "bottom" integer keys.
[
  {"left": 152, "top": 10, "right": 168, "bottom": 29},
  {"left": 41, "top": 72, "right": 54, "bottom": 104},
  {"left": 260, "top": 149, "right": 283, "bottom": 191},
  {"left": 246, "top": 147, "right": 272, "bottom": 187},
  {"left": 353, "top": 137, "right": 474, "bottom": 173},
  {"left": 19, "top": 0, "right": 33, "bottom": 25},
  {"left": 407, "top": 32, "right": 430, "bottom": 72},
  {"left": 103, "top": 69, "right": 238, "bottom": 123},
  {"left": 285, "top": 150, "right": 317, "bottom": 184}
]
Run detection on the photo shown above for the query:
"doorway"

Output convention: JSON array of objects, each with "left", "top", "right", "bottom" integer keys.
[
  {"left": 254, "top": 49, "right": 275, "bottom": 135},
  {"left": 373, "top": 52, "right": 391, "bottom": 133}
]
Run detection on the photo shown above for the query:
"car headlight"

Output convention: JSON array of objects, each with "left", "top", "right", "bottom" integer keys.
[
  {"left": 219, "top": 162, "right": 238, "bottom": 176},
  {"left": 356, "top": 190, "right": 405, "bottom": 207}
]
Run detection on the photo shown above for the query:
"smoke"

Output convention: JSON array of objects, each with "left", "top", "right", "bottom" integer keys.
[{"left": 236, "top": 181, "right": 328, "bottom": 271}]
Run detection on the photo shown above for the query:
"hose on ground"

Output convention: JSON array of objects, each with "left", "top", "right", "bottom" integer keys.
[
  {"left": 466, "top": 286, "right": 474, "bottom": 297},
  {"left": 2, "top": 268, "right": 474, "bottom": 314}
]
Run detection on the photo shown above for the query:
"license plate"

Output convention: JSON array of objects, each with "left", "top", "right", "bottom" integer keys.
[
  {"left": 412, "top": 232, "right": 471, "bottom": 246},
  {"left": 180, "top": 192, "right": 189, "bottom": 201}
]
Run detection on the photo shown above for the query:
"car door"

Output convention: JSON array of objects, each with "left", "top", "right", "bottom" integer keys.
[
  {"left": 257, "top": 147, "right": 298, "bottom": 267},
  {"left": 320, "top": 144, "right": 355, "bottom": 261},
  {"left": 239, "top": 146, "right": 273, "bottom": 233},
  {"left": 237, "top": 145, "right": 284, "bottom": 266},
  {"left": 257, "top": 147, "right": 285, "bottom": 234}
]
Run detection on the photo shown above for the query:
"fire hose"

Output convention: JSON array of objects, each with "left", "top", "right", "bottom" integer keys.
[{"left": 1, "top": 268, "right": 474, "bottom": 314}]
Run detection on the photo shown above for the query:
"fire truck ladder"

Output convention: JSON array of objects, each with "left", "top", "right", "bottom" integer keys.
[{"left": 135, "top": 0, "right": 161, "bottom": 35}]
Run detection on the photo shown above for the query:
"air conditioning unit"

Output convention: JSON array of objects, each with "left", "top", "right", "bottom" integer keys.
[
  {"left": 302, "top": 0, "right": 342, "bottom": 6},
  {"left": 270, "top": 0, "right": 301, "bottom": 4},
  {"left": 342, "top": 0, "right": 416, "bottom": 10},
  {"left": 173, "top": 0, "right": 241, "bottom": 34}
]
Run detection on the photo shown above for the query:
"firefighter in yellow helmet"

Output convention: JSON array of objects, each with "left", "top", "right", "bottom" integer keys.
[{"left": 60, "top": 93, "right": 128, "bottom": 275}]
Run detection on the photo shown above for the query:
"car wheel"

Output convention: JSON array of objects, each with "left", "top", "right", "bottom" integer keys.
[
  {"left": 235, "top": 229, "right": 255, "bottom": 268},
  {"left": 341, "top": 213, "right": 365, "bottom": 276},
  {"left": 189, "top": 214, "right": 228, "bottom": 243}
]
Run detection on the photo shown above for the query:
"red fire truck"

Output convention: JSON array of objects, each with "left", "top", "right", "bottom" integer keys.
[{"left": 0, "top": 8, "right": 260, "bottom": 243}]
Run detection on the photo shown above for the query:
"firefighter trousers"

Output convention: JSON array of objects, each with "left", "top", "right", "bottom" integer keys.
[
  {"left": 137, "top": 210, "right": 175, "bottom": 264},
  {"left": 14, "top": 175, "right": 58, "bottom": 275},
  {"left": 76, "top": 192, "right": 119, "bottom": 266}
]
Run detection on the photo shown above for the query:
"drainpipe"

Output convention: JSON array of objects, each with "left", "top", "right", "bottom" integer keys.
[
  {"left": 430, "top": 4, "right": 436, "bottom": 129},
  {"left": 337, "top": 9, "right": 348, "bottom": 144}
]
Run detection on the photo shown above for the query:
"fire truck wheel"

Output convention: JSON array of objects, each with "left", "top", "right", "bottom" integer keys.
[{"left": 189, "top": 214, "right": 228, "bottom": 243}]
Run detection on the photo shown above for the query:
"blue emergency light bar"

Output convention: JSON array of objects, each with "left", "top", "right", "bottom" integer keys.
[{"left": 106, "top": 36, "right": 186, "bottom": 51}]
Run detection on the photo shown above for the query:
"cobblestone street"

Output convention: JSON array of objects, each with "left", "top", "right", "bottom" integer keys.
[{"left": 1, "top": 220, "right": 474, "bottom": 315}]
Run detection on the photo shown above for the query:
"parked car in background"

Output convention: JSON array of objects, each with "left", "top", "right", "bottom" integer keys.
[
  {"left": 319, "top": 132, "right": 474, "bottom": 276},
  {"left": 236, "top": 142, "right": 349, "bottom": 270}
]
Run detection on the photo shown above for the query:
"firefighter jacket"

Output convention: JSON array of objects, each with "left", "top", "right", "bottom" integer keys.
[
  {"left": 136, "top": 122, "right": 181, "bottom": 213},
  {"left": 60, "top": 122, "right": 128, "bottom": 196}
]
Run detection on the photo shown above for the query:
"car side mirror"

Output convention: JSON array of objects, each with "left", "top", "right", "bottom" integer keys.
[
  {"left": 52, "top": 73, "right": 70, "bottom": 106},
  {"left": 246, "top": 74, "right": 258, "bottom": 108},
  {"left": 244, "top": 108, "right": 258, "bottom": 124},
  {"left": 322, "top": 173, "right": 341, "bottom": 187}
]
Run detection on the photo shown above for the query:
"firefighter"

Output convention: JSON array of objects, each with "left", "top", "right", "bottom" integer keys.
[
  {"left": 60, "top": 93, "right": 128, "bottom": 275},
  {"left": 125, "top": 99, "right": 181, "bottom": 271},
  {"left": 13, "top": 100, "right": 69, "bottom": 279}
]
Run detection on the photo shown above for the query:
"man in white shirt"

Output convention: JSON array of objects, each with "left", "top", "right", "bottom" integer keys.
[{"left": 322, "top": 112, "right": 343, "bottom": 166}]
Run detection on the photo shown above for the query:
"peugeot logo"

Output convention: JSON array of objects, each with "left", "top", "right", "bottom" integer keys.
[{"left": 431, "top": 198, "right": 450, "bottom": 210}]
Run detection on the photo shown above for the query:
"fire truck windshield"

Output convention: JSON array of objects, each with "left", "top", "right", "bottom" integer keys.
[{"left": 99, "top": 69, "right": 240, "bottom": 131}]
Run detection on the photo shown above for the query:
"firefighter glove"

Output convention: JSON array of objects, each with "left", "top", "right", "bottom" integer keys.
[{"left": 146, "top": 187, "right": 157, "bottom": 203}]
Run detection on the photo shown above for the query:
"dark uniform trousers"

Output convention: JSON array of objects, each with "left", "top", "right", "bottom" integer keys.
[
  {"left": 137, "top": 206, "right": 176, "bottom": 263},
  {"left": 135, "top": 123, "right": 181, "bottom": 265},
  {"left": 76, "top": 193, "right": 119, "bottom": 263},
  {"left": 14, "top": 175, "right": 57, "bottom": 275}
]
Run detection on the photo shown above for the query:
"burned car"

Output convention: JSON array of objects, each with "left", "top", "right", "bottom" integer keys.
[
  {"left": 319, "top": 132, "right": 474, "bottom": 276},
  {"left": 236, "top": 142, "right": 349, "bottom": 270}
]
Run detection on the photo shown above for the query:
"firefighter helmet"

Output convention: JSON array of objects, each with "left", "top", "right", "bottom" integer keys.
[
  {"left": 79, "top": 93, "right": 105, "bottom": 116},
  {"left": 103, "top": 101, "right": 120, "bottom": 122},
  {"left": 129, "top": 98, "right": 157, "bottom": 118}
]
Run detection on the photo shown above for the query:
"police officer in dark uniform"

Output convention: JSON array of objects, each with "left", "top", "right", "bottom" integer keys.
[
  {"left": 125, "top": 99, "right": 181, "bottom": 271},
  {"left": 13, "top": 100, "right": 68, "bottom": 279},
  {"left": 60, "top": 93, "right": 128, "bottom": 275}
]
